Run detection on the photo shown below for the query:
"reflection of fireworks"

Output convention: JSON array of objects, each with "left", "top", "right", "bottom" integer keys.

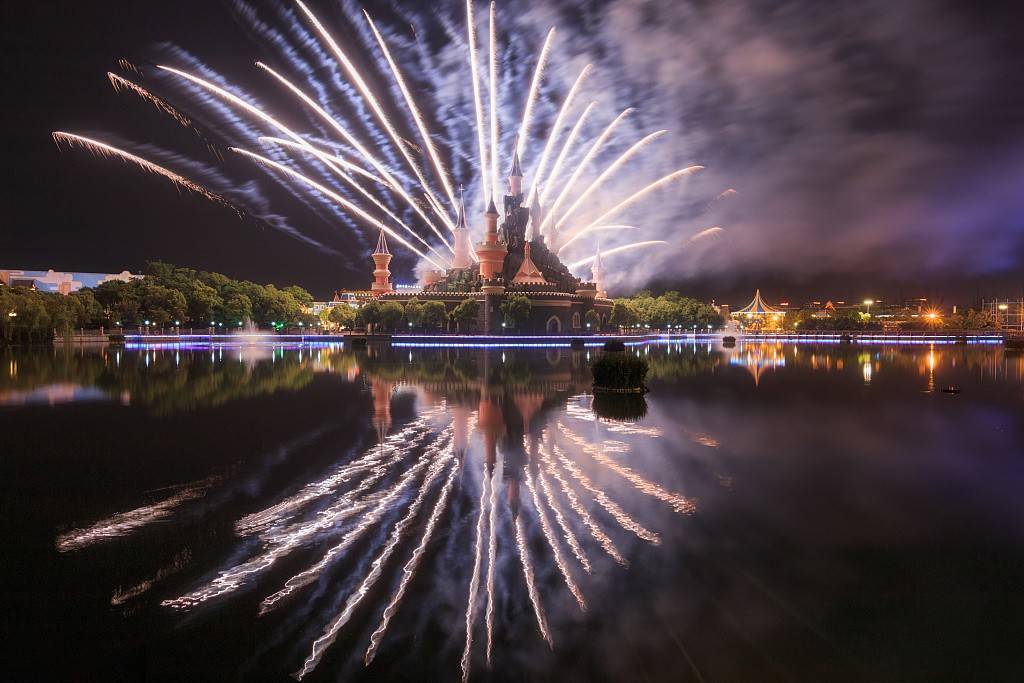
[
  {"left": 55, "top": 2, "right": 726, "bottom": 273},
  {"left": 60, "top": 346, "right": 714, "bottom": 680}
]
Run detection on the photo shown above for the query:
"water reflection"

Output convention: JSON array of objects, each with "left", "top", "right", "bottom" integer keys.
[{"left": 4, "top": 341, "right": 1023, "bottom": 680}]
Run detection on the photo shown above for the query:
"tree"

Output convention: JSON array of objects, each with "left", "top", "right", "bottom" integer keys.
[
  {"left": 68, "top": 289, "right": 104, "bottom": 327},
  {"left": 325, "top": 304, "right": 356, "bottom": 329},
  {"left": 378, "top": 301, "right": 405, "bottom": 331},
  {"left": 253, "top": 285, "right": 302, "bottom": 326},
  {"left": 356, "top": 301, "right": 381, "bottom": 330},
  {"left": 183, "top": 280, "right": 221, "bottom": 324},
  {"left": 500, "top": 295, "right": 531, "bottom": 331},
  {"left": 585, "top": 308, "right": 601, "bottom": 331},
  {"left": 141, "top": 284, "right": 187, "bottom": 327},
  {"left": 283, "top": 285, "right": 314, "bottom": 309},
  {"left": 452, "top": 298, "right": 480, "bottom": 332},
  {"left": 422, "top": 300, "right": 447, "bottom": 331},
  {"left": 219, "top": 293, "right": 253, "bottom": 326},
  {"left": 404, "top": 297, "right": 425, "bottom": 329},
  {"left": 610, "top": 300, "right": 638, "bottom": 329}
]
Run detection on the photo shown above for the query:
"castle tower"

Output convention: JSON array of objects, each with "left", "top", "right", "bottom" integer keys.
[
  {"left": 507, "top": 145, "right": 523, "bottom": 197},
  {"left": 477, "top": 198, "right": 507, "bottom": 281},
  {"left": 371, "top": 229, "right": 393, "bottom": 295},
  {"left": 591, "top": 244, "right": 605, "bottom": 298},
  {"left": 451, "top": 187, "right": 474, "bottom": 269},
  {"left": 528, "top": 189, "right": 546, "bottom": 244},
  {"left": 477, "top": 197, "right": 508, "bottom": 332}
]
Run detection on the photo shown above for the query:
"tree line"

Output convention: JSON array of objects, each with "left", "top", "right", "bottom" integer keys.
[
  {"left": 608, "top": 291, "right": 725, "bottom": 331},
  {"left": 1, "top": 262, "right": 319, "bottom": 343}
]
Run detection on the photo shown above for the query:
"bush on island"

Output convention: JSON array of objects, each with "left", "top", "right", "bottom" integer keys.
[
  {"left": 592, "top": 393, "right": 648, "bottom": 422},
  {"left": 591, "top": 351, "right": 649, "bottom": 393}
]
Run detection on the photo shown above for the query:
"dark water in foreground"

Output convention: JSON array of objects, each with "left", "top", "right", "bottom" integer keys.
[{"left": 3, "top": 341, "right": 1023, "bottom": 682}]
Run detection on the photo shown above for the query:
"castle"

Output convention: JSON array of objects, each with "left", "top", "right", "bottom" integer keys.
[{"left": 370, "top": 148, "right": 612, "bottom": 334}]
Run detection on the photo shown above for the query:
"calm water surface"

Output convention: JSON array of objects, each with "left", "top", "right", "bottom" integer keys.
[{"left": 3, "top": 341, "right": 1023, "bottom": 682}]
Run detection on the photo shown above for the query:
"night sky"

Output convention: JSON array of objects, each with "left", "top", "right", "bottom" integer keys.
[{"left": 3, "top": 0, "right": 1023, "bottom": 304}]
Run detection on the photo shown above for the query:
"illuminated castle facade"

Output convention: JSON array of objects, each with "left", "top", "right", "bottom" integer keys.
[{"left": 372, "top": 148, "right": 612, "bottom": 334}]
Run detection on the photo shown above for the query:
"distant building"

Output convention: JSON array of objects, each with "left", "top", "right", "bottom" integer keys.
[
  {"left": 984, "top": 298, "right": 1024, "bottom": 332},
  {"left": 0, "top": 268, "right": 140, "bottom": 295}
]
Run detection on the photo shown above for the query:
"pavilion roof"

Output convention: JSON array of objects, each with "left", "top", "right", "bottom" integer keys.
[{"left": 735, "top": 289, "right": 777, "bottom": 314}]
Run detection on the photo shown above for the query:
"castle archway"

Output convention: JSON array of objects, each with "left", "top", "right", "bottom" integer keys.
[{"left": 545, "top": 315, "right": 562, "bottom": 334}]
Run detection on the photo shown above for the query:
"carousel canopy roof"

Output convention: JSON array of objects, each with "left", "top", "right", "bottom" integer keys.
[{"left": 735, "top": 289, "right": 777, "bottom": 315}]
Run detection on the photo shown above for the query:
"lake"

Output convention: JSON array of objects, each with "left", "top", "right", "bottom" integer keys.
[{"left": 3, "top": 340, "right": 1023, "bottom": 682}]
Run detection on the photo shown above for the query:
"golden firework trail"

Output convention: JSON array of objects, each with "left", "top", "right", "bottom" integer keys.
[
  {"left": 515, "top": 514, "right": 553, "bottom": 647},
  {"left": 460, "top": 458, "right": 491, "bottom": 683},
  {"left": 51, "top": 132, "right": 235, "bottom": 211},
  {"left": 554, "top": 129, "right": 666, "bottom": 231},
  {"left": 363, "top": 10, "right": 456, "bottom": 207},
  {"left": 294, "top": 450, "right": 454, "bottom": 680},
  {"left": 553, "top": 444, "right": 660, "bottom": 545},
  {"left": 539, "top": 101, "right": 597, "bottom": 206},
  {"left": 261, "top": 434, "right": 448, "bottom": 613},
  {"left": 539, "top": 442, "right": 624, "bottom": 565},
  {"left": 107, "top": 73, "right": 194, "bottom": 131},
  {"left": 258, "top": 136, "right": 451, "bottom": 264},
  {"left": 251, "top": 61, "right": 455, "bottom": 245},
  {"left": 525, "top": 470, "right": 586, "bottom": 610},
  {"left": 560, "top": 166, "right": 703, "bottom": 246},
  {"left": 536, "top": 469, "right": 591, "bottom": 573},
  {"left": 516, "top": 26, "right": 556, "bottom": 162},
  {"left": 230, "top": 147, "right": 449, "bottom": 270},
  {"left": 568, "top": 241, "right": 668, "bottom": 270},
  {"left": 527, "top": 64, "right": 592, "bottom": 205},
  {"left": 156, "top": 61, "right": 446, "bottom": 243},
  {"left": 364, "top": 461, "right": 459, "bottom": 665},
  {"left": 488, "top": 2, "right": 500, "bottom": 206},
  {"left": 686, "top": 226, "right": 725, "bottom": 245},
  {"left": 465, "top": 0, "right": 490, "bottom": 206},
  {"left": 295, "top": 1, "right": 449, "bottom": 223},
  {"left": 543, "top": 107, "right": 633, "bottom": 233}
]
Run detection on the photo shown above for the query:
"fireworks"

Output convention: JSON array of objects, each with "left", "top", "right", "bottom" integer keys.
[
  {"left": 54, "top": 0, "right": 727, "bottom": 278},
  {"left": 51, "top": 132, "right": 235, "bottom": 212}
]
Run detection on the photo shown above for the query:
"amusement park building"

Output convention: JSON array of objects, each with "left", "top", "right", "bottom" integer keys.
[{"left": 367, "top": 149, "right": 612, "bottom": 334}]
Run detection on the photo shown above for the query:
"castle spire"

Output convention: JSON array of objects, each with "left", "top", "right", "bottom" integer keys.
[
  {"left": 373, "top": 228, "right": 390, "bottom": 255},
  {"left": 455, "top": 185, "right": 469, "bottom": 231},
  {"left": 591, "top": 242, "right": 605, "bottom": 298},
  {"left": 507, "top": 136, "right": 523, "bottom": 196},
  {"left": 451, "top": 185, "right": 474, "bottom": 269}
]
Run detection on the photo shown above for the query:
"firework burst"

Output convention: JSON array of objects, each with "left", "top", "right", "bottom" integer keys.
[{"left": 54, "top": 0, "right": 726, "bottom": 289}]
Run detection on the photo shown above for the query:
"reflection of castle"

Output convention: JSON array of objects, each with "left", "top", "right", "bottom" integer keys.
[
  {"left": 371, "top": 148, "right": 612, "bottom": 334},
  {"left": 363, "top": 347, "right": 592, "bottom": 515}
]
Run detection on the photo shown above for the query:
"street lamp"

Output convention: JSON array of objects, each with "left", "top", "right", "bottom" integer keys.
[{"left": 863, "top": 299, "right": 874, "bottom": 316}]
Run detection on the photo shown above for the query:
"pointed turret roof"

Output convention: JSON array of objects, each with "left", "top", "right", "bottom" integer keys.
[
  {"left": 508, "top": 137, "right": 522, "bottom": 178},
  {"left": 455, "top": 186, "right": 468, "bottom": 230},
  {"left": 735, "top": 289, "right": 777, "bottom": 315},
  {"left": 373, "top": 229, "right": 390, "bottom": 255},
  {"left": 529, "top": 189, "right": 543, "bottom": 224},
  {"left": 512, "top": 242, "right": 548, "bottom": 285},
  {"left": 485, "top": 196, "right": 498, "bottom": 216}
]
